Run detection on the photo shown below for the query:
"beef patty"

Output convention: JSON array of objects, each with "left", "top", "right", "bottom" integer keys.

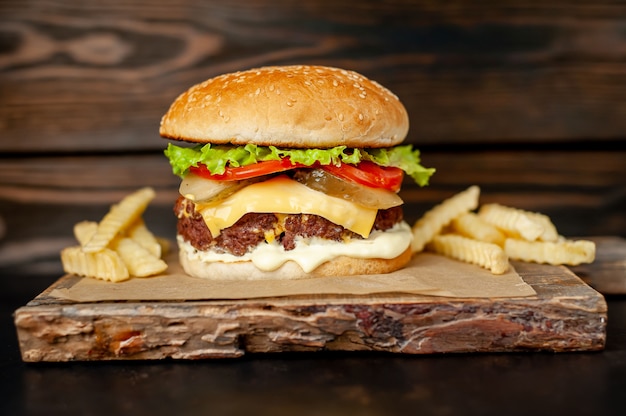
[{"left": 174, "top": 196, "right": 403, "bottom": 256}]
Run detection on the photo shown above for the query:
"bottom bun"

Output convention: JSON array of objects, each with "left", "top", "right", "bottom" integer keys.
[{"left": 179, "top": 246, "right": 413, "bottom": 281}]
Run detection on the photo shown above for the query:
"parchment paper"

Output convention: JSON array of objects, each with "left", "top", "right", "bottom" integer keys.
[{"left": 50, "top": 252, "right": 536, "bottom": 302}]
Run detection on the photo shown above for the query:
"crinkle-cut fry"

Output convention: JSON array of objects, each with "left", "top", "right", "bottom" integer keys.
[
  {"left": 73, "top": 221, "right": 98, "bottom": 246},
  {"left": 450, "top": 212, "right": 506, "bottom": 246},
  {"left": 411, "top": 185, "right": 480, "bottom": 253},
  {"left": 82, "top": 187, "right": 156, "bottom": 253},
  {"left": 504, "top": 238, "right": 596, "bottom": 266},
  {"left": 127, "top": 218, "right": 162, "bottom": 258},
  {"left": 525, "top": 211, "right": 559, "bottom": 242},
  {"left": 478, "top": 203, "right": 546, "bottom": 242},
  {"left": 61, "top": 246, "right": 130, "bottom": 282},
  {"left": 112, "top": 237, "right": 168, "bottom": 277},
  {"left": 427, "top": 234, "right": 509, "bottom": 274}
]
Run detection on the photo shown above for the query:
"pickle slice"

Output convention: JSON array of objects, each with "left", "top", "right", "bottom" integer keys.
[{"left": 294, "top": 169, "right": 403, "bottom": 209}]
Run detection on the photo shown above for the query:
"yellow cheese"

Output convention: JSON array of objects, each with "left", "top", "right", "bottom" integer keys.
[{"left": 194, "top": 175, "right": 378, "bottom": 238}]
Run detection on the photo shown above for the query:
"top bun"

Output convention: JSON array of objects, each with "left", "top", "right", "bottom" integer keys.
[{"left": 160, "top": 65, "right": 409, "bottom": 148}]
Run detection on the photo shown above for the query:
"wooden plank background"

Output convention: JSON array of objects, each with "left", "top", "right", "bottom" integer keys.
[{"left": 1, "top": 0, "right": 625, "bottom": 279}]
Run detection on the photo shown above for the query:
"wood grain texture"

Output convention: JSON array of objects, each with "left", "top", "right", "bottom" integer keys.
[
  {"left": 570, "top": 236, "right": 626, "bottom": 295},
  {"left": 3, "top": 1, "right": 626, "bottom": 152},
  {"left": 13, "top": 259, "right": 607, "bottom": 362}
]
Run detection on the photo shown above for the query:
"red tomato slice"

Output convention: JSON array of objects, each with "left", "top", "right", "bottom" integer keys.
[
  {"left": 189, "top": 158, "right": 404, "bottom": 191},
  {"left": 321, "top": 161, "right": 404, "bottom": 192},
  {"left": 189, "top": 158, "right": 306, "bottom": 181}
]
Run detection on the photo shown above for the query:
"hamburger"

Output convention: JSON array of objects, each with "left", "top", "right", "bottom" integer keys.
[{"left": 160, "top": 65, "right": 435, "bottom": 280}]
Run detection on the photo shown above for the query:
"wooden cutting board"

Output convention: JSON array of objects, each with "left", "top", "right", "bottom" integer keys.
[{"left": 14, "top": 241, "right": 614, "bottom": 362}]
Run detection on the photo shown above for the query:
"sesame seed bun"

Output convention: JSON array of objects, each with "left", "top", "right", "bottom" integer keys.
[{"left": 159, "top": 65, "right": 409, "bottom": 148}]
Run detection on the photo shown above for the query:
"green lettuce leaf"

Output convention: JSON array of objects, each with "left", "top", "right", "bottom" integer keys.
[
  {"left": 362, "top": 145, "right": 436, "bottom": 187},
  {"left": 164, "top": 143, "right": 435, "bottom": 186}
]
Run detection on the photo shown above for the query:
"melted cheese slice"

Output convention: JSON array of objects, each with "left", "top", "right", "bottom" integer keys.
[{"left": 194, "top": 175, "right": 378, "bottom": 238}]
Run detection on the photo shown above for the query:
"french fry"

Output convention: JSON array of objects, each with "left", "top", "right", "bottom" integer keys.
[
  {"left": 61, "top": 187, "right": 169, "bottom": 282},
  {"left": 73, "top": 221, "right": 98, "bottom": 246},
  {"left": 411, "top": 185, "right": 480, "bottom": 253},
  {"left": 61, "top": 246, "right": 130, "bottom": 282},
  {"left": 478, "top": 203, "right": 546, "bottom": 242},
  {"left": 82, "top": 187, "right": 156, "bottom": 253},
  {"left": 407, "top": 184, "right": 595, "bottom": 273},
  {"left": 504, "top": 238, "right": 596, "bottom": 266},
  {"left": 427, "top": 234, "right": 509, "bottom": 274},
  {"left": 450, "top": 212, "right": 506, "bottom": 246},
  {"left": 525, "top": 211, "right": 559, "bottom": 242},
  {"left": 127, "top": 219, "right": 162, "bottom": 258},
  {"left": 111, "top": 237, "right": 168, "bottom": 277}
]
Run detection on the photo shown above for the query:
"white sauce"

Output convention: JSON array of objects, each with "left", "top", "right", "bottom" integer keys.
[{"left": 178, "top": 221, "right": 413, "bottom": 272}]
